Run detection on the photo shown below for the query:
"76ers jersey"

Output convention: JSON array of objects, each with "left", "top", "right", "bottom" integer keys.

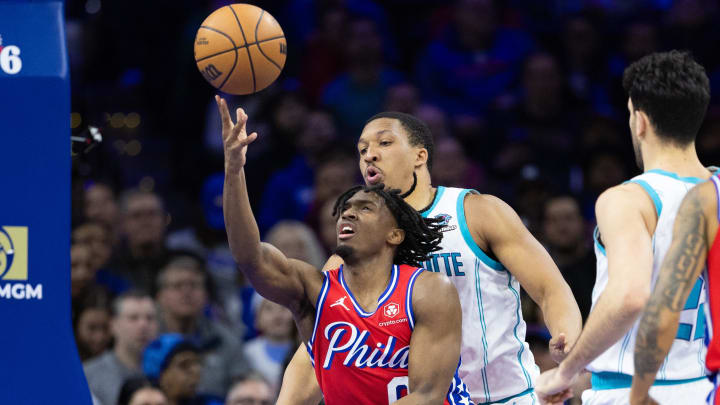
[
  {"left": 419, "top": 187, "right": 538, "bottom": 403},
  {"left": 307, "top": 264, "right": 472, "bottom": 405},
  {"left": 589, "top": 169, "right": 708, "bottom": 384}
]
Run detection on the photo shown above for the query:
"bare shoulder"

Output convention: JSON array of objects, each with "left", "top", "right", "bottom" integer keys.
[
  {"left": 412, "top": 270, "right": 457, "bottom": 306},
  {"left": 682, "top": 180, "right": 718, "bottom": 219},
  {"left": 595, "top": 183, "right": 655, "bottom": 218},
  {"left": 463, "top": 192, "right": 525, "bottom": 241}
]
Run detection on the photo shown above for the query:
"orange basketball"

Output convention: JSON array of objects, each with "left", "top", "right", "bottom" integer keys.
[{"left": 194, "top": 4, "right": 286, "bottom": 95}]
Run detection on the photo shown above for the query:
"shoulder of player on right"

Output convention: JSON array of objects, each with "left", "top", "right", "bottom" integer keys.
[{"left": 595, "top": 183, "right": 656, "bottom": 219}]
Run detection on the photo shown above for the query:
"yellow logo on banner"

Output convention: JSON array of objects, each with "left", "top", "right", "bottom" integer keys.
[{"left": 0, "top": 226, "right": 28, "bottom": 280}]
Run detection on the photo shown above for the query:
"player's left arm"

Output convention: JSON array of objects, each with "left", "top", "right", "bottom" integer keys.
[
  {"left": 393, "top": 272, "right": 464, "bottom": 405},
  {"left": 630, "top": 183, "right": 715, "bottom": 405},
  {"left": 536, "top": 185, "right": 655, "bottom": 402},
  {"left": 467, "top": 194, "right": 582, "bottom": 361}
]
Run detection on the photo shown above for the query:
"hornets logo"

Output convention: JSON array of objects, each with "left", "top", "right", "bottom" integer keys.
[{"left": 433, "top": 214, "right": 457, "bottom": 232}]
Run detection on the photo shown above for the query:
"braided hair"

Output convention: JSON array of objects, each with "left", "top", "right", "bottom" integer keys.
[{"left": 332, "top": 184, "right": 443, "bottom": 267}]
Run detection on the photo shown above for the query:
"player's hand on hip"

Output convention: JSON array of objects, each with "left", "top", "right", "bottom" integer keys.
[
  {"left": 215, "top": 95, "right": 258, "bottom": 173},
  {"left": 549, "top": 332, "right": 570, "bottom": 363},
  {"left": 535, "top": 366, "right": 576, "bottom": 405}
]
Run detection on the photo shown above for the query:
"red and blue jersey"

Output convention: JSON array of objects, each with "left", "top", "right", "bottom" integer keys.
[
  {"left": 706, "top": 176, "right": 720, "bottom": 403},
  {"left": 307, "top": 264, "right": 473, "bottom": 405}
]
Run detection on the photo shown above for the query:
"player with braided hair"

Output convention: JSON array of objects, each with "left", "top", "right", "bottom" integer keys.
[
  {"left": 216, "top": 96, "right": 473, "bottom": 405},
  {"left": 331, "top": 184, "right": 443, "bottom": 267}
]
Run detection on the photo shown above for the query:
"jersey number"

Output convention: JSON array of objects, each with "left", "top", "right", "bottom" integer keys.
[
  {"left": 676, "top": 277, "right": 706, "bottom": 341},
  {"left": 387, "top": 376, "right": 409, "bottom": 402},
  {"left": 0, "top": 46, "right": 22, "bottom": 75}
]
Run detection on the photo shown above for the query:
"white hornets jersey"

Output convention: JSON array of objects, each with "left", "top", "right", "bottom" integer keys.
[
  {"left": 589, "top": 169, "right": 708, "bottom": 388},
  {"left": 421, "top": 186, "right": 538, "bottom": 403}
]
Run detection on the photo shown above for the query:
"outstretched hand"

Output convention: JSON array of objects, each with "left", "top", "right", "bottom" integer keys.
[
  {"left": 215, "top": 95, "right": 258, "bottom": 173},
  {"left": 535, "top": 366, "right": 576, "bottom": 405}
]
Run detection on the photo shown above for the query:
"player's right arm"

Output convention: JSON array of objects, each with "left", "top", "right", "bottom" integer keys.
[
  {"left": 218, "top": 96, "right": 320, "bottom": 308},
  {"left": 393, "top": 272, "right": 463, "bottom": 405},
  {"left": 630, "top": 183, "right": 717, "bottom": 405},
  {"left": 276, "top": 255, "right": 345, "bottom": 405}
]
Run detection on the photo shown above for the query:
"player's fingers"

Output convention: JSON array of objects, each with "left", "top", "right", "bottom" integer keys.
[
  {"left": 216, "top": 95, "right": 232, "bottom": 128},
  {"left": 242, "top": 132, "right": 258, "bottom": 145},
  {"left": 551, "top": 333, "right": 566, "bottom": 348}
]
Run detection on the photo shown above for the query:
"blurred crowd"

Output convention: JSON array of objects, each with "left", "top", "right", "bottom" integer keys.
[{"left": 66, "top": 0, "right": 720, "bottom": 404}]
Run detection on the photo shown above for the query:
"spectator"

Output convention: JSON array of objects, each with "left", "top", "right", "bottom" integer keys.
[
  {"left": 431, "top": 135, "right": 484, "bottom": 190},
  {"left": 542, "top": 195, "right": 595, "bottom": 320},
  {"left": 107, "top": 189, "right": 171, "bottom": 293},
  {"left": 243, "top": 298, "right": 295, "bottom": 390},
  {"left": 156, "top": 256, "right": 250, "bottom": 397},
  {"left": 225, "top": 373, "right": 274, "bottom": 405},
  {"left": 118, "top": 377, "right": 168, "bottom": 405},
  {"left": 75, "top": 290, "right": 112, "bottom": 362},
  {"left": 72, "top": 243, "right": 98, "bottom": 301},
  {"left": 416, "top": 0, "right": 534, "bottom": 130},
  {"left": 73, "top": 221, "right": 114, "bottom": 271},
  {"left": 257, "top": 111, "right": 341, "bottom": 234},
  {"left": 143, "top": 334, "right": 222, "bottom": 405},
  {"left": 84, "top": 181, "right": 120, "bottom": 234},
  {"left": 264, "top": 221, "right": 326, "bottom": 269},
  {"left": 322, "top": 17, "right": 404, "bottom": 137},
  {"left": 384, "top": 83, "right": 420, "bottom": 114},
  {"left": 84, "top": 291, "right": 159, "bottom": 405}
]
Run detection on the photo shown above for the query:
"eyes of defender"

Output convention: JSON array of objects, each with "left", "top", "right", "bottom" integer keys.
[{"left": 358, "top": 140, "right": 393, "bottom": 156}]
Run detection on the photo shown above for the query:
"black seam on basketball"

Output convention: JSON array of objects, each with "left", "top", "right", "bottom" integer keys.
[
  {"left": 195, "top": 36, "right": 286, "bottom": 63},
  {"left": 198, "top": 25, "right": 237, "bottom": 47},
  {"left": 228, "top": 5, "right": 256, "bottom": 93},
  {"left": 218, "top": 46, "right": 239, "bottom": 91},
  {"left": 254, "top": 10, "right": 282, "bottom": 71}
]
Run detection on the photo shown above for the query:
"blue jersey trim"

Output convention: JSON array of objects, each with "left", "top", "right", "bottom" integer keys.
[
  {"left": 405, "top": 268, "right": 424, "bottom": 330},
  {"left": 457, "top": 189, "right": 505, "bottom": 271},
  {"left": 475, "top": 387, "right": 534, "bottom": 405},
  {"left": 339, "top": 264, "right": 398, "bottom": 317},
  {"left": 473, "top": 258, "right": 492, "bottom": 402},
  {"left": 506, "top": 271, "right": 532, "bottom": 389},
  {"left": 618, "top": 331, "right": 632, "bottom": 373},
  {"left": 626, "top": 179, "right": 663, "bottom": 217},
  {"left": 593, "top": 226, "right": 606, "bottom": 256},
  {"left": 590, "top": 372, "right": 706, "bottom": 390},
  {"left": 310, "top": 274, "right": 330, "bottom": 345},
  {"left": 420, "top": 186, "right": 445, "bottom": 218},
  {"left": 646, "top": 169, "right": 705, "bottom": 184}
]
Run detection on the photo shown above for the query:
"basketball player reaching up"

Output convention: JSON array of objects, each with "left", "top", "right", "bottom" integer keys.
[
  {"left": 216, "top": 96, "right": 473, "bottom": 405},
  {"left": 536, "top": 51, "right": 713, "bottom": 405},
  {"left": 629, "top": 173, "right": 720, "bottom": 404},
  {"left": 277, "top": 110, "right": 583, "bottom": 404}
]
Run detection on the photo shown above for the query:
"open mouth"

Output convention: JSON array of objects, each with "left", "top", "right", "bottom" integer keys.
[
  {"left": 338, "top": 224, "right": 356, "bottom": 240},
  {"left": 366, "top": 166, "right": 383, "bottom": 185}
]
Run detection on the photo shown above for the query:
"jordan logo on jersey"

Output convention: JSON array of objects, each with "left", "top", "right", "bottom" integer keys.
[
  {"left": 323, "top": 321, "right": 409, "bottom": 369},
  {"left": 330, "top": 296, "right": 350, "bottom": 311}
]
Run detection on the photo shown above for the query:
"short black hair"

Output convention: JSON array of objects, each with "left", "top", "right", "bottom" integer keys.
[
  {"left": 366, "top": 112, "right": 435, "bottom": 170},
  {"left": 117, "top": 377, "right": 161, "bottom": 405},
  {"left": 332, "top": 184, "right": 443, "bottom": 267},
  {"left": 623, "top": 50, "right": 710, "bottom": 146}
]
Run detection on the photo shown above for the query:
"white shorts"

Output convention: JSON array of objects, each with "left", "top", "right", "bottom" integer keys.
[
  {"left": 581, "top": 378, "right": 712, "bottom": 405},
  {"left": 474, "top": 390, "right": 538, "bottom": 405}
]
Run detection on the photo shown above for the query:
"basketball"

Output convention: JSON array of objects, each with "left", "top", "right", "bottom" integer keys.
[{"left": 194, "top": 4, "right": 286, "bottom": 95}]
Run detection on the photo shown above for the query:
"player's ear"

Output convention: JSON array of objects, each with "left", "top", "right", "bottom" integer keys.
[
  {"left": 415, "top": 147, "right": 428, "bottom": 169},
  {"left": 387, "top": 228, "right": 405, "bottom": 247},
  {"left": 636, "top": 110, "right": 649, "bottom": 140}
]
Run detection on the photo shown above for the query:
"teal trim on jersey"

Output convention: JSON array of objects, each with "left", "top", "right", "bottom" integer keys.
[
  {"left": 506, "top": 272, "right": 532, "bottom": 389},
  {"left": 646, "top": 169, "right": 705, "bottom": 184},
  {"left": 590, "top": 372, "right": 706, "bottom": 390},
  {"left": 475, "top": 388, "right": 534, "bottom": 405},
  {"left": 457, "top": 189, "right": 505, "bottom": 271},
  {"left": 626, "top": 179, "right": 663, "bottom": 217},
  {"left": 593, "top": 227, "right": 606, "bottom": 256},
  {"left": 420, "top": 186, "right": 445, "bottom": 218},
  {"left": 474, "top": 259, "right": 492, "bottom": 402}
]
